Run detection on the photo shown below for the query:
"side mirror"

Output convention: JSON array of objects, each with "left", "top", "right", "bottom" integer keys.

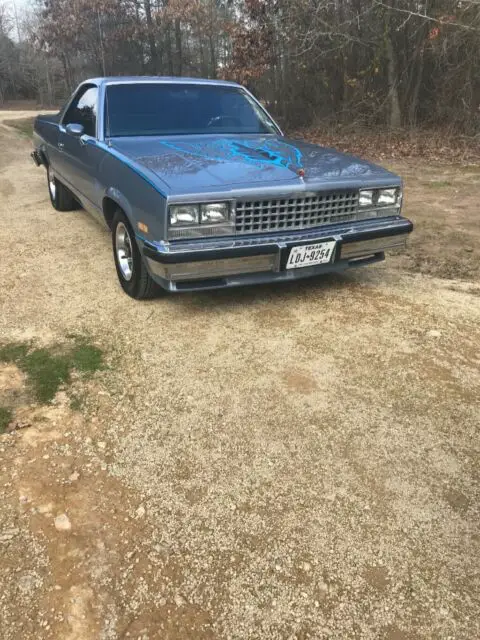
[{"left": 66, "top": 123, "right": 84, "bottom": 137}]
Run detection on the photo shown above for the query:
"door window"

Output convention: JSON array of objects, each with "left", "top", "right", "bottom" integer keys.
[{"left": 63, "top": 86, "right": 98, "bottom": 137}]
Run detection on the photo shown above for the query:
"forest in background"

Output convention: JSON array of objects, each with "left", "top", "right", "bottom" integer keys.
[{"left": 0, "top": 0, "right": 479, "bottom": 135}]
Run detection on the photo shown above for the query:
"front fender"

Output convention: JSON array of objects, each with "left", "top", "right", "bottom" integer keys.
[
  {"left": 103, "top": 187, "right": 135, "bottom": 224},
  {"left": 99, "top": 150, "right": 168, "bottom": 242}
]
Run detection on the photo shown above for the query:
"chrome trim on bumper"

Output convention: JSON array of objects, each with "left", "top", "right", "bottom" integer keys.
[
  {"left": 341, "top": 233, "right": 409, "bottom": 258},
  {"left": 147, "top": 253, "right": 277, "bottom": 281}
]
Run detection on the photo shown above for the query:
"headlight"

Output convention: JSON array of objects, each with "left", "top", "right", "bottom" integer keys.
[
  {"left": 359, "top": 190, "right": 374, "bottom": 207},
  {"left": 359, "top": 188, "right": 401, "bottom": 207},
  {"left": 201, "top": 202, "right": 230, "bottom": 224},
  {"left": 377, "top": 188, "right": 398, "bottom": 205},
  {"left": 168, "top": 201, "right": 234, "bottom": 239},
  {"left": 169, "top": 204, "right": 199, "bottom": 226}
]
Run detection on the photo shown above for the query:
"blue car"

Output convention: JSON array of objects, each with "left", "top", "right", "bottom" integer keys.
[{"left": 32, "top": 76, "right": 412, "bottom": 299}]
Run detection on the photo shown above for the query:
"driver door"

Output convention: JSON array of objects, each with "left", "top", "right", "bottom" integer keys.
[{"left": 57, "top": 84, "right": 101, "bottom": 210}]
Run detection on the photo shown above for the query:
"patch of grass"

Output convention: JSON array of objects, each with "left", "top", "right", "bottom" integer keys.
[
  {"left": 4, "top": 117, "right": 35, "bottom": 138},
  {"left": 22, "top": 349, "right": 71, "bottom": 403},
  {"left": 0, "top": 342, "right": 29, "bottom": 362},
  {"left": 423, "top": 180, "right": 453, "bottom": 188},
  {"left": 0, "top": 337, "right": 104, "bottom": 404},
  {"left": 69, "top": 392, "right": 86, "bottom": 412},
  {"left": 71, "top": 338, "right": 103, "bottom": 373},
  {"left": 0, "top": 407, "right": 13, "bottom": 433}
]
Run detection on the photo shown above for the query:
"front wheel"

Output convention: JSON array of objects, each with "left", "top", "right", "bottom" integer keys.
[
  {"left": 112, "top": 209, "right": 160, "bottom": 300},
  {"left": 47, "top": 166, "right": 78, "bottom": 211}
]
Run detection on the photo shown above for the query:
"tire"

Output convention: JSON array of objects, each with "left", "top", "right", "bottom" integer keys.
[
  {"left": 112, "top": 209, "right": 161, "bottom": 300},
  {"left": 47, "top": 165, "right": 78, "bottom": 211}
]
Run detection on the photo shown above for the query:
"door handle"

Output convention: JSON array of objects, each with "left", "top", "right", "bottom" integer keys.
[{"left": 58, "top": 142, "right": 64, "bottom": 150}]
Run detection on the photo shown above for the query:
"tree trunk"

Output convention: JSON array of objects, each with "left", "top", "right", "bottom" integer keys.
[
  {"left": 61, "top": 53, "right": 74, "bottom": 93},
  {"left": 144, "top": 0, "right": 159, "bottom": 74},
  {"left": 330, "top": 53, "right": 345, "bottom": 116},
  {"left": 165, "top": 22, "right": 174, "bottom": 75},
  {"left": 333, "top": 0, "right": 346, "bottom": 117},
  {"left": 97, "top": 9, "right": 107, "bottom": 76},
  {"left": 133, "top": 0, "right": 146, "bottom": 73},
  {"left": 209, "top": 35, "right": 216, "bottom": 78},
  {"left": 197, "top": 22, "right": 208, "bottom": 77},
  {"left": 384, "top": 7, "right": 402, "bottom": 129},
  {"left": 408, "top": 43, "right": 424, "bottom": 127},
  {"left": 386, "top": 36, "right": 401, "bottom": 128},
  {"left": 45, "top": 57, "right": 53, "bottom": 105},
  {"left": 281, "top": 49, "right": 288, "bottom": 121},
  {"left": 175, "top": 18, "right": 182, "bottom": 76}
]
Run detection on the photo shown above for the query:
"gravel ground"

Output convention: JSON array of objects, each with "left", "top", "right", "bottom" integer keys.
[{"left": 0, "top": 112, "right": 479, "bottom": 640}]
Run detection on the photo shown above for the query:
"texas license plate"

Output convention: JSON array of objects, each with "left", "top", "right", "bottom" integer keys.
[{"left": 286, "top": 241, "right": 336, "bottom": 269}]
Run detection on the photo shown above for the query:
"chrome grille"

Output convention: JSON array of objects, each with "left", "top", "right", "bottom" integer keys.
[{"left": 235, "top": 191, "right": 359, "bottom": 235}]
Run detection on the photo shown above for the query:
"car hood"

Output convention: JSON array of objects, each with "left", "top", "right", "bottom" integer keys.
[{"left": 110, "top": 134, "right": 399, "bottom": 195}]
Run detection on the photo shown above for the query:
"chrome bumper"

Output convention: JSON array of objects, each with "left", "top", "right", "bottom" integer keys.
[
  {"left": 340, "top": 233, "right": 409, "bottom": 259},
  {"left": 147, "top": 253, "right": 278, "bottom": 282},
  {"left": 143, "top": 216, "right": 413, "bottom": 290}
]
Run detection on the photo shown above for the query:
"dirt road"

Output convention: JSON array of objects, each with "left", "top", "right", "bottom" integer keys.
[{"left": 0, "top": 113, "right": 479, "bottom": 640}]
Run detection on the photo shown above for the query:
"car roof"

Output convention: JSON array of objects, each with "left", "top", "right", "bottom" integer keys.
[{"left": 85, "top": 76, "right": 242, "bottom": 88}]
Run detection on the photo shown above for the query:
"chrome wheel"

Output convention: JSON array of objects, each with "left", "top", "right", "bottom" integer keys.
[
  {"left": 115, "top": 222, "right": 134, "bottom": 281},
  {"left": 48, "top": 171, "right": 56, "bottom": 201}
]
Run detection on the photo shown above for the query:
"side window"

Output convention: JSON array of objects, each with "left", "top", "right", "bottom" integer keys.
[{"left": 63, "top": 86, "right": 98, "bottom": 137}]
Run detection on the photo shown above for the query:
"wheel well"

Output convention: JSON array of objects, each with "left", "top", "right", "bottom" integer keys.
[{"left": 102, "top": 197, "right": 119, "bottom": 230}]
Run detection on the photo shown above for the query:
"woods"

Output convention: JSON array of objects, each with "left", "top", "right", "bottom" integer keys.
[{"left": 0, "top": 0, "right": 479, "bottom": 133}]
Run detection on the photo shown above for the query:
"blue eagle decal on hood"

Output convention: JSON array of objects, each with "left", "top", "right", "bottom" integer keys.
[{"left": 156, "top": 137, "right": 304, "bottom": 174}]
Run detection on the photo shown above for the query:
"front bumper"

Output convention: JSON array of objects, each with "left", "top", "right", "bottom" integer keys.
[{"left": 142, "top": 216, "right": 413, "bottom": 292}]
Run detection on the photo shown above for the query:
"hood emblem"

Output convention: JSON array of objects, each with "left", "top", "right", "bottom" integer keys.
[{"left": 297, "top": 168, "right": 305, "bottom": 178}]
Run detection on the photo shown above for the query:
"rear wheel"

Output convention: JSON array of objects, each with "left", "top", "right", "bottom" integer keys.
[
  {"left": 47, "top": 165, "right": 78, "bottom": 211},
  {"left": 112, "top": 209, "right": 160, "bottom": 300}
]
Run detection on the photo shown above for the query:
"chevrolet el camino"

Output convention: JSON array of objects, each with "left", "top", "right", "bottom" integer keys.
[{"left": 32, "top": 77, "right": 413, "bottom": 299}]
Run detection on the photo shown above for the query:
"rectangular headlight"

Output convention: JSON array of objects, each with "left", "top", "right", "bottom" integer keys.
[
  {"left": 168, "top": 201, "right": 234, "bottom": 239},
  {"left": 359, "top": 188, "right": 401, "bottom": 208},
  {"left": 169, "top": 204, "right": 199, "bottom": 226},
  {"left": 359, "top": 190, "right": 374, "bottom": 207},
  {"left": 377, "top": 188, "right": 398, "bottom": 206},
  {"left": 200, "top": 202, "right": 230, "bottom": 224}
]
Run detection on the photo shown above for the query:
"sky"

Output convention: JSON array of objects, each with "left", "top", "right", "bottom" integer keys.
[
  {"left": 6, "top": 0, "right": 33, "bottom": 41},
  {"left": 9, "top": 0, "right": 30, "bottom": 9}
]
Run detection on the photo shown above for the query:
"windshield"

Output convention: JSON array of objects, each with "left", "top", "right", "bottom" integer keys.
[{"left": 105, "top": 83, "right": 279, "bottom": 137}]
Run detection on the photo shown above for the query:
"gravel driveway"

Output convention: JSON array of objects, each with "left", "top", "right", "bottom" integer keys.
[{"left": 0, "top": 113, "right": 479, "bottom": 640}]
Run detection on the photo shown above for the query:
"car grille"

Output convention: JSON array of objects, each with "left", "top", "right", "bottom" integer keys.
[{"left": 235, "top": 191, "right": 359, "bottom": 235}]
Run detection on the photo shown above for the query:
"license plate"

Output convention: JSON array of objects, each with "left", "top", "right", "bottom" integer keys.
[{"left": 286, "top": 241, "right": 336, "bottom": 270}]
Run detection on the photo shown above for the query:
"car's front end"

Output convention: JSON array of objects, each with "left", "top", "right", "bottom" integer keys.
[
  {"left": 140, "top": 182, "right": 412, "bottom": 292},
  {"left": 102, "top": 78, "right": 412, "bottom": 295}
]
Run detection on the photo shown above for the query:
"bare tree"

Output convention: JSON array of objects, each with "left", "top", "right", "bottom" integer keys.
[{"left": 1, "top": 0, "right": 478, "bottom": 134}]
